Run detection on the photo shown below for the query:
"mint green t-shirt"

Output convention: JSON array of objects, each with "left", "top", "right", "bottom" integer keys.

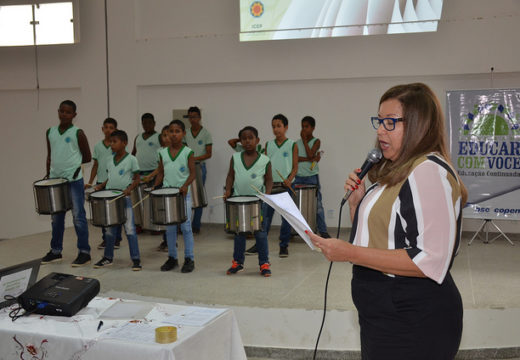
[
  {"left": 135, "top": 132, "right": 161, "bottom": 172},
  {"left": 93, "top": 140, "right": 113, "bottom": 183},
  {"left": 48, "top": 125, "right": 83, "bottom": 181},
  {"left": 183, "top": 127, "right": 212, "bottom": 163},
  {"left": 265, "top": 138, "right": 296, "bottom": 182},
  {"left": 232, "top": 152, "right": 270, "bottom": 196},
  {"left": 159, "top": 146, "right": 194, "bottom": 188},
  {"left": 106, "top": 153, "right": 140, "bottom": 190},
  {"left": 296, "top": 138, "right": 319, "bottom": 177}
]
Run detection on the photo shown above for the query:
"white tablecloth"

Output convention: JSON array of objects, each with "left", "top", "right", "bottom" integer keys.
[{"left": 0, "top": 297, "right": 247, "bottom": 360}]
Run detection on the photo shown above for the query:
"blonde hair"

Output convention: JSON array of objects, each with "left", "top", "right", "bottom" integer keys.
[{"left": 368, "top": 83, "right": 467, "bottom": 205}]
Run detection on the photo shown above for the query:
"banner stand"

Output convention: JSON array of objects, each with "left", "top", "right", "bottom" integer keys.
[{"left": 468, "top": 219, "right": 515, "bottom": 246}]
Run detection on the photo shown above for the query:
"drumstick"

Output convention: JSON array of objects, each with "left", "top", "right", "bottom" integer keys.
[
  {"left": 132, "top": 194, "right": 150, "bottom": 209},
  {"left": 249, "top": 184, "right": 263, "bottom": 194},
  {"left": 212, "top": 195, "right": 226, "bottom": 200},
  {"left": 275, "top": 169, "right": 297, "bottom": 196},
  {"left": 108, "top": 193, "right": 126, "bottom": 204},
  {"left": 310, "top": 150, "right": 324, "bottom": 170}
]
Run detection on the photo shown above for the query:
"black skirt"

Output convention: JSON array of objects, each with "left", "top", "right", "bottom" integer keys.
[{"left": 352, "top": 265, "right": 463, "bottom": 360}]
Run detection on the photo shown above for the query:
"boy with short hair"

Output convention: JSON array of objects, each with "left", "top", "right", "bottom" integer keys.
[
  {"left": 155, "top": 120, "right": 196, "bottom": 273},
  {"left": 93, "top": 130, "right": 142, "bottom": 271},
  {"left": 132, "top": 113, "right": 161, "bottom": 175},
  {"left": 86, "top": 117, "right": 122, "bottom": 249},
  {"left": 41, "top": 100, "right": 92, "bottom": 267},
  {"left": 183, "top": 106, "right": 212, "bottom": 234},
  {"left": 225, "top": 126, "right": 273, "bottom": 277},
  {"left": 247, "top": 114, "right": 298, "bottom": 258},
  {"left": 132, "top": 113, "right": 161, "bottom": 234},
  {"left": 227, "top": 137, "right": 262, "bottom": 153},
  {"left": 142, "top": 124, "right": 171, "bottom": 252},
  {"left": 296, "top": 116, "right": 330, "bottom": 238}
]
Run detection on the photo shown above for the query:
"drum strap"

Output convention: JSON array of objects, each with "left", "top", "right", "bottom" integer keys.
[{"left": 73, "top": 167, "right": 81, "bottom": 180}]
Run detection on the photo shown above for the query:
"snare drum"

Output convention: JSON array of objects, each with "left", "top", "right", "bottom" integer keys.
[
  {"left": 150, "top": 188, "right": 187, "bottom": 225},
  {"left": 89, "top": 190, "right": 126, "bottom": 227},
  {"left": 190, "top": 162, "right": 207, "bottom": 209},
  {"left": 84, "top": 187, "right": 96, "bottom": 202},
  {"left": 141, "top": 187, "right": 165, "bottom": 231},
  {"left": 292, "top": 184, "right": 318, "bottom": 232},
  {"left": 225, "top": 196, "right": 262, "bottom": 234},
  {"left": 33, "top": 178, "right": 72, "bottom": 214},
  {"left": 271, "top": 182, "right": 287, "bottom": 195},
  {"left": 130, "top": 182, "right": 148, "bottom": 226}
]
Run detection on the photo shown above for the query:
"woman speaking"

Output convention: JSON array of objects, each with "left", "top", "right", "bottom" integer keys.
[{"left": 309, "top": 83, "right": 467, "bottom": 359}]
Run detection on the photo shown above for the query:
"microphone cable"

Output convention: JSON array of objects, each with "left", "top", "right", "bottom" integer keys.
[{"left": 312, "top": 199, "right": 346, "bottom": 360}]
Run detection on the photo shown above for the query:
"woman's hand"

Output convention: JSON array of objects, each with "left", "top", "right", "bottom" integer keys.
[
  {"left": 345, "top": 168, "right": 366, "bottom": 208},
  {"left": 307, "top": 231, "right": 353, "bottom": 262}
]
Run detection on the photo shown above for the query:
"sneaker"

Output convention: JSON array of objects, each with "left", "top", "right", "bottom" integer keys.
[
  {"left": 132, "top": 259, "right": 142, "bottom": 271},
  {"left": 279, "top": 246, "right": 289, "bottom": 258},
  {"left": 41, "top": 251, "right": 62, "bottom": 264},
  {"left": 160, "top": 257, "right": 178, "bottom": 271},
  {"left": 114, "top": 239, "right": 121, "bottom": 249},
  {"left": 157, "top": 240, "right": 168, "bottom": 252},
  {"left": 93, "top": 257, "right": 113, "bottom": 268},
  {"left": 260, "top": 263, "right": 271, "bottom": 277},
  {"left": 97, "top": 240, "right": 106, "bottom": 249},
  {"left": 245, "top": 244, "right": 257, "bottom": 255},
  {"left": 226, "top": 260, "right": 244, "bottom": 275},
  {"left": 71, "top": 253, "right": 91, "bottom": 267},
  {"left": 181, "top": 258, "right": 195, "bottom": 273},
  {"left": 320, "top": 232, "right": 331, "bottom": 239}
]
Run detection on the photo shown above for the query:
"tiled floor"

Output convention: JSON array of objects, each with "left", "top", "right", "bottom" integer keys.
[{"left": 1, "top": 224, "right": 519, "bottom": 359}]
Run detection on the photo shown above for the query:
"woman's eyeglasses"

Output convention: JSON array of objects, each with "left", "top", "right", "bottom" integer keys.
[{"left": 370, "top": 117, "right": 403, "bottom": 131}]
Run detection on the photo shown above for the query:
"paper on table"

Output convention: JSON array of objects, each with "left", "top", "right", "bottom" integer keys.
[
  {"left": 256, "top": 192, "right": 317, "bottom": 251},
  {"left": 162, "top": 307, "right": 227, "bottom": 327},
  {"left": 98, "top": 322, "right": 157, "bottom": 344},
  {"left": 100, "top": 301, "right": 155, "bottom": 320}
]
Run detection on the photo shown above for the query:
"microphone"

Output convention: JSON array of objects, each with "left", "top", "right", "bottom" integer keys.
[{"left": 341, "top": 148, "right": 382, "bottom": 206}]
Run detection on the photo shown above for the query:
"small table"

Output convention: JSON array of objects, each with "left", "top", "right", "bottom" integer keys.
[{"left": 0, "top": 297, "right": 247, "bottom": 360}]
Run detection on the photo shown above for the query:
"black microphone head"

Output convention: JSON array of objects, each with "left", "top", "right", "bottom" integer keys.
[
  {"left": 357, "top": 148, "right": 383, "bottom": 180},
  {"left": 367, "top": 148, "right": 383, "bottom": 164}
]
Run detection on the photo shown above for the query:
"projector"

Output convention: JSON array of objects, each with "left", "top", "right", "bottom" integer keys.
[{"left": 18, "top": 272, "right": 100, "bottom": 317}]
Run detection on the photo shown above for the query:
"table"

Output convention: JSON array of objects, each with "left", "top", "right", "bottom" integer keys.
[{"left": 0, "top": 297, "right": 247, "bottom": 360}]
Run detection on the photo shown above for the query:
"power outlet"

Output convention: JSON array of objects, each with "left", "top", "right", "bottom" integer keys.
[{"left": 327, "top": 209, "right": 334, "bottom": 219}]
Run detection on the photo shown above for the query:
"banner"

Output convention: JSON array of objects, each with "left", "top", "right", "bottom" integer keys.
[
  {"left": 239, "top": 0, "right": 443, "bottom": 41},
  {"left": 447, "top": 89, "right": 520, "bottom": 220}
]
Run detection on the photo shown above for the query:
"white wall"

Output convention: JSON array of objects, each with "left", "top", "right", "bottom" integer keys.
[{"left": 1, "top": 0, "right": 519, "bottom": 239}]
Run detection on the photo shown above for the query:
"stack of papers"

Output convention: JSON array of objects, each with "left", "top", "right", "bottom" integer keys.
[{"left": 256, "top": 192, "right": 317, "bottom": 251}]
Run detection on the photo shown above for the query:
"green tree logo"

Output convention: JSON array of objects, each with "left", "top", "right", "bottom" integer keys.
[{"left": 462, "top": 103, "right": 519, "bottom": 136}]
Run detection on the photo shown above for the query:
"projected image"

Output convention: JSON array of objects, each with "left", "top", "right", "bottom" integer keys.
[{"left": 240, "top": 0, "right": 443, "bottom": 41}]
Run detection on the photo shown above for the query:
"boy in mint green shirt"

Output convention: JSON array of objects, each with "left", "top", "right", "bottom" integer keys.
[
  {"left": 155, "top": 120, "right": 196, "bottom": 273},
  {"left": 86, "top": 117, "right": 122, "bottom": 249},
  {"left": 132, "top": 113, "right": 161, "bottom": 175},
  {"left": 93, "top": 130, "right": 142, "bottom": 271},
  {"left": 225, "top": 126, "right": 273, "bottom": 277},
  {"left": 247, "top": 114, "right": 298, "bottom": 258},
  {"left": 183, "top": 106, "right": 212, "bottom": 234},
  {"left": 41, "top": 100, "right": 92, "bottom": 267},
  {"left": 295, "top": 116, "right": 330, "bottom": 238}
]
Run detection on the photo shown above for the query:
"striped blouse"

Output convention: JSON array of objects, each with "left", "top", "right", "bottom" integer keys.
[{"left": 349, "top": 153, "right": 463, "bottom": 284}]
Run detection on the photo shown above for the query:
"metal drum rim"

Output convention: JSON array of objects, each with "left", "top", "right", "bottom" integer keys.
[{"left": 33, "top": 177, "right": 69, "bottom": 186}]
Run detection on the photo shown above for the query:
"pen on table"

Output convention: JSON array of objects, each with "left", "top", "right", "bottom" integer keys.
[{"left": 97, "top": 320, "right": 104, "bottom": 332}]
